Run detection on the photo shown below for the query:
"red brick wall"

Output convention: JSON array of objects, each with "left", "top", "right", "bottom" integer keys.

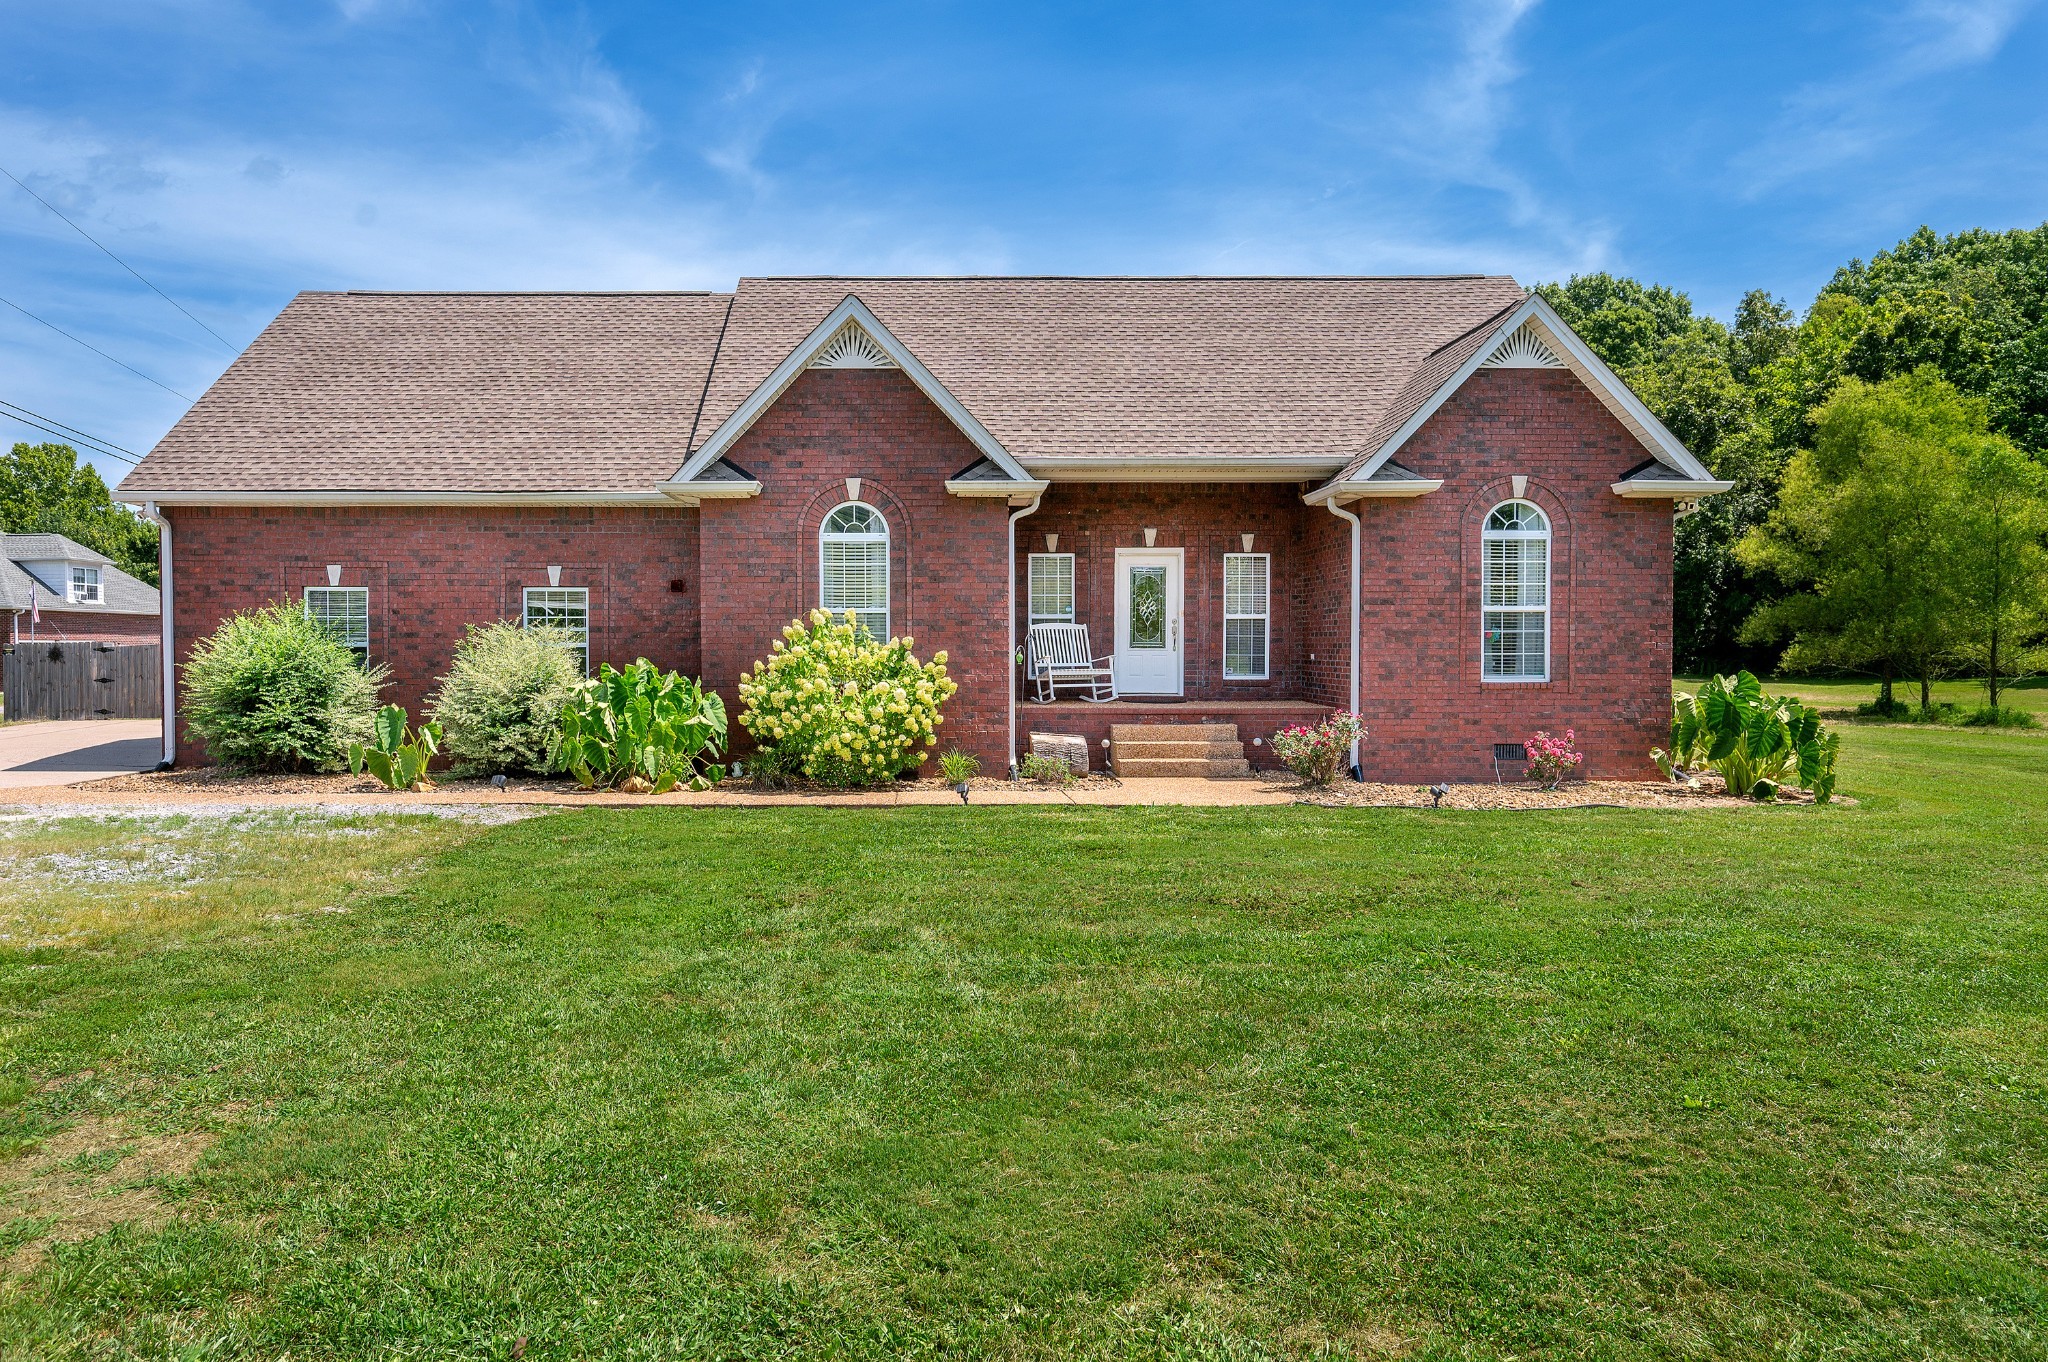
[
  {"left": 696, "top": 368, "right": 1014, "bottom": 767},
  {"left": 1016, "top": 484, "right": 1318, "bottom": 704},
  {"left": 1352, "top": 367, "right": 1673, "bottom": 782},
  {"left": 164, "top": 505, "right": 698, "bottom": 764},
  {"left": 15, "top": 609, "right": 160, "bottom": 644}
]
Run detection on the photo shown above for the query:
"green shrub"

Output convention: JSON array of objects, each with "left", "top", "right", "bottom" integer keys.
[
  {"left": 427, "top": 622, "right": 580, "bottom": 775},
  {"left": 1019, "top": 752, "right": 1074, "bottom": 786},
  {"left": 938, "top": 749, "right": 981, "bottom": 785},
  {"left": 1961, "top": 704, "right": 2040, "bottom": 728},
  {"left": 1656, "top": 671, "right": 1839, "bottom": 803},
  {"left": 349, "top": 704, "right": 442, "bottom": 791},
  {"left": 737, "top": 610, "right": 957, "bottom": 786},
  {"left": 557, "top": 660, "right": 728, "bottom": 793},
  {"left": 182, "top": 601, "right": 385, "bottom": 772}
]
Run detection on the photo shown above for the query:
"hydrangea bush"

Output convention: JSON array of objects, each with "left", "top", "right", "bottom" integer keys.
[
  {"left": 1270, "top": 711, "right": 1366, "bottom": 785},
  {"left": 738, "top": 610, "right": 957, "bottom": 786},
  {"left": 1523, "top": 728, "right": 1584, "bottom": 789}
]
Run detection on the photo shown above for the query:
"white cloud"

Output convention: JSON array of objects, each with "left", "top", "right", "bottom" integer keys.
[{"left": 1734, "top": 0, "right": 2037, "bottom": 193}]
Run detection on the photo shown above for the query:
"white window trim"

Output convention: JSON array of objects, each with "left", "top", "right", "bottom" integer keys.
[
  {"left": 523, "top": 586, "right": 591, "bottom": 676},
  {"left": 69, "top": 565, "right": 102, "bottom": 604},
  {"left": 1480, "top": 500, "right": 1551, "bottom": 683},
  {"left": 819, "top": 500, "right": 890, "bottom": 639},
  {"left": 303, "top": 585, "right": 370, "bottom": 658},
  {"left": 1027, "top": 552, "right": 1075, "bottom": 626},
  {"left": 1222, "top": 552, "right": 1271, "bottom": 681}
]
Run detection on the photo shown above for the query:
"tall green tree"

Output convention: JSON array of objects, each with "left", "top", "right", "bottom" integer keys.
[
  {"left": 1737, "top": 370, "right": 1977, "bottom": 709},
  {"left": 1950, "top": 437, "right": 2048, "bottom": 711},
  {"left": 0, "top": 442, "right": 158, "bottom": 585}
]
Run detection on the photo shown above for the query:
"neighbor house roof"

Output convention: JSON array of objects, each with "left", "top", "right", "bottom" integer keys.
[
  {"left": 117, "top": 274, "right": 1712, "bottom": 500},
  {"left": 0, "top": 533, "right": 159, "bottom": 615}
]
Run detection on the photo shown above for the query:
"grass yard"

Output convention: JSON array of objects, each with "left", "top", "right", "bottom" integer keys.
[
  {"left": 1, "top": 726, "right": 2044, "bottom": 1360},
  {"left": 1676, "top": 673, "right": 2048, "bottom": 715}
]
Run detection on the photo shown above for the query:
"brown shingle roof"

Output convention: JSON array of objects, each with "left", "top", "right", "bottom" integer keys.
[
  {"left": 696, "top": 276, "right": 1527, "bottom": 462},
  {"left": 120, "top": 277, "right": 1530, "bottom": 495},
  {"left": 123, "top": 292, "right": 732, "bottom": 493}
]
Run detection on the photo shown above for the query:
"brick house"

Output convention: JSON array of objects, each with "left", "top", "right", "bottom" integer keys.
[
  {"left": 116, "top": 277, "right": 1728, "bottom": 778},
  {"left": 2, "top": 533, "right": 160, "bottom": 646}
]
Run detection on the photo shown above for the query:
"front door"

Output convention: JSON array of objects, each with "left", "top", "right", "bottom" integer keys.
[{"left": 1113, "top": 549, "right": 1184, "bottom": 695}]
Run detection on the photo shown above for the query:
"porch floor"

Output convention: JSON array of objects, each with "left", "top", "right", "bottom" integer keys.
[{"left": 1021, "top": 699, "right": 1331, "bottom": 714}]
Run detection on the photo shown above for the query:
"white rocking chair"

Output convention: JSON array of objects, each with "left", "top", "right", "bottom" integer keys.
[{"left": 1026, "top": 623, "right": 1118, "bottom": 702}]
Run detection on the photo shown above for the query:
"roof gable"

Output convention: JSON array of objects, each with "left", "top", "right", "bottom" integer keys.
[
  {"left": 1316, "top": 293, "right": 1716, "bottom": 496},
  {"left": 669, "top": 295, "right": 1035, "bottom": 487}
]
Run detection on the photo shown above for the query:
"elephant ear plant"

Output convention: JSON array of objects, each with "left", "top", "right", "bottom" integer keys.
[
  {"left": 349, "top": 704, "right": 443, "bottom": 792},
  {"left": 556, "top": 660, "right": 728, "bottom": 793},
  {"left": 1655, "top": 671, "right": 1840, "bottom": 803}
]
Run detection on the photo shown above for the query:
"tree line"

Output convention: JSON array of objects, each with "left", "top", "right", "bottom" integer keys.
[
  {"left": 2, "top": 441, "right": 159, "bottom": 586},
  {"left": 1541, "top": 222, "right": 2048, "bottom": 706}
]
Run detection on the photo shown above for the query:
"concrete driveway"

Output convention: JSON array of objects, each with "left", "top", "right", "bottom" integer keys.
[{"left": 0, "top": 719, "right": 163, "bottom": 789}]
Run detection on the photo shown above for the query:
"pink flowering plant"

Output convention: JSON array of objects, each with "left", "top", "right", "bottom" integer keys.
[
  {"left": 1270, "top": 711, "right": 1367, "bottom": 786},
  {"left": 1522, "top": 728, "right": 1584, "bottom": 789}
]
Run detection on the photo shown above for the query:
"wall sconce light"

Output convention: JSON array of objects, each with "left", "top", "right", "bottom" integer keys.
[
  {"left": 547, "top": 565, "right": 562, "bottom": 587},
  {"left": 326, "top": 564, "right": 342, "bottom": 586},
  {"left": 1044, "top": 533, "right": 1059, "bottom": 553},
  {"left": 1241, "top": 533, "right": 1255, "bottom": 553},
  {"left": 1142, "top": 527, "right": 1158, "bottom": 547}
]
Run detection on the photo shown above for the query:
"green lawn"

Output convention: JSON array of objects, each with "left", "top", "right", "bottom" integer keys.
[
  {"left": 1677, "top": 673, "right": 2048, "bottom": 714},
  {"left": 2, "top": 728, "right": 2044, "bottom": 1360}
]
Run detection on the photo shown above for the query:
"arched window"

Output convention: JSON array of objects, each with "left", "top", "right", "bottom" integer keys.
[
  {"left": 1481, "top": 500, "right": 1549, "bottom": 680},
  {"left": 820, "top": 501, "right": 890, "bottom": 638}
]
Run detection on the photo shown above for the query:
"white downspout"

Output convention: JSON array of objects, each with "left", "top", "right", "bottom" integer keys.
[
  {"left": 1006, "top": 492, "right": 1044, "bottom": 777},
  {"left": 1323, "top": 496, "right": 1362, "bottom": 780},
  {"left": 143, "top": 502, "right": 175, "bottom": 767}
]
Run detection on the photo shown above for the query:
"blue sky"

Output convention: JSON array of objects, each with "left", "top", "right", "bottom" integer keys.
[{"left": 4, "top": 0, "right": 2046, "bottom": 485}]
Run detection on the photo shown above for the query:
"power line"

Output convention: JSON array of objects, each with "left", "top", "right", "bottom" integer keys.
[
  {"left": 0, "top": 293, "right": 193, "bottom": 402},
  {"left": 0, "top": 399, "right": 142, "bottom": 465},
  {"left": 0, "top": 162, "right": 238, "bottom": 353}
]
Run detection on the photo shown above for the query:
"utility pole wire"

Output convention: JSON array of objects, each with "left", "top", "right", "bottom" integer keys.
[
  {"left": 0, "top": 294, "right": 193, "bottom": 401},
  {"left": 0, "top": 162, "right": 239, "bottom": 352},
  {"left": 0, "top": 399, "right": 143, "bottom": 464}
]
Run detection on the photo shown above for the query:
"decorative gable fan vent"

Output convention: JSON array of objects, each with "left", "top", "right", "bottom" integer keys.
[
  {"left": 809, "top": 322, "right": 898, "bottom": 370},
  {"left": 1482, "top": 323, "right": 1567, "bottom": 370}
]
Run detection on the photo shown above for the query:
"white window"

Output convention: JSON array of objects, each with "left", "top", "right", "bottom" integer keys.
[
  {"left": 1481, "top": 500, "right": 1550, "bottom": 681},
  {"left": 820, "top": 502, "right": 889, "bottom": 638},
  {"left": 1223, "top": 553, "right": 1270, "bottom": 680},
  {"left": 1028, "top": 553, "right": 1074, "bottom": 626},
  {"left": 304, "top": 586, "right": 369, "bottom": 661},
  {"left": 69, "top": 566, "right": 102, "bottom": 604},
  {"left": 524, "top": 587, "right": 590, "bottom": 675}
]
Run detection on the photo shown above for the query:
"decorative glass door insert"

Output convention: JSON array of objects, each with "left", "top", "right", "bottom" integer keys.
[{"left": 1127, "top": 566, "right": 1166, "bottom": 648}]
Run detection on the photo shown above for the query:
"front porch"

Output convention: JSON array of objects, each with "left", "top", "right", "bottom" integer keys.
[{"left": 1020, "top": 699, "right": 1332, "bottom": 773}]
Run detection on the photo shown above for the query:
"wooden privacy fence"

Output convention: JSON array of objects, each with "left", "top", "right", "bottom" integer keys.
[{"left": 2, "top": 641, "right": 163, "bottom": 721}]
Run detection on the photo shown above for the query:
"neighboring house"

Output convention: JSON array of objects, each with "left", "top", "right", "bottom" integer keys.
[
  {"left": 116, "top": 278, "right": 1728, "bottom": 778},
  {"left": 1, "top": 533, "right": 161, "bottom": 645}
]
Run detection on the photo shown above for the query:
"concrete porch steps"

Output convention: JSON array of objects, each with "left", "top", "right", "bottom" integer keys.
[{"left": 1109, "top": 722, "right": 1252, "bottom": 779}]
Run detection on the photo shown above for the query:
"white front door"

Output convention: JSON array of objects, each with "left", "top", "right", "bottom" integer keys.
[{"left": 1113, "top": 549, "right": 1184, "bottom": 695}]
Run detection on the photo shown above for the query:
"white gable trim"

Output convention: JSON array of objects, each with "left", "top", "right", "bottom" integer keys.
[
  {"left": 1305, "top": 293, "right": 1717, "bottom": 503},
  {"left": 670, "top": 295, "right": 1036, "bottom": 486}
]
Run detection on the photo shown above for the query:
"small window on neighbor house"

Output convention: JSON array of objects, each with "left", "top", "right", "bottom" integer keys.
[
  {"left": 1481, "top": 500, "right": 1550, "bottom": 681},
  {"left": 304, "top": 586, "right": 369, "bottom": 661},
  {"left": 820, "top": 501, "right": 890, "bottom": 639},
  {"left": 1223, "top": 553, "right": 1270, "bottom": 680},
  {"left": 69, "top": 566, "right": 102, "bottom": 604},
  {"left": 524, "top": 587, "right": 591, "bottom": 676},
  {"left": 1028, "top": 553, "right": 1075, "bottom": 626}
]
